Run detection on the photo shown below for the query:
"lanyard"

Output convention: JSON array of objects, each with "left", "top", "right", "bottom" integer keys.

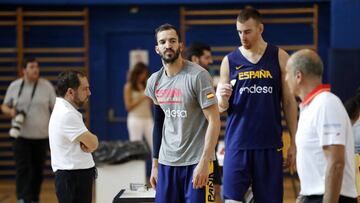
[{"left": 16, "top": 79, "right": 38, "bottom": 113}]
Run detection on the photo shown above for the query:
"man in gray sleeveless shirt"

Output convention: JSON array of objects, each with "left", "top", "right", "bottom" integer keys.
[
  {"left": 145, "top": 24, "right": 220, "bottom": 203},
  {"left": 1, "top": 58, "right": 56, "bottom": 203}
]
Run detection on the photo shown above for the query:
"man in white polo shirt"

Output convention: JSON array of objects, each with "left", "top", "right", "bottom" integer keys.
[
  {"left": 285, "top": 49, "right": 357, "bottom": 203},
  {"left": 49, "top": 70, "right": 98, "bottom": 203}
]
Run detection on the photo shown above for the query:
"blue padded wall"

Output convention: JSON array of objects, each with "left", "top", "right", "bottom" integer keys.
[{"left": 329, "top": 0, "right": 360, "bottom": 101}]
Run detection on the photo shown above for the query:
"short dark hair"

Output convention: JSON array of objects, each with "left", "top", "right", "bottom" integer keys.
[
  {"left": 23, "top": 58, "right": 37, "bottom": 69},
  {"left": 56, "top": 70, "right": 86, "bottom": 97},
  {"left": 344, "top": 95, "right": 360, "bottom": 122},
  {"left": 186, "top": 42, "right": 211, "bottom": 61},
  {"left": 155, "top": 23, "right": 181, "bottom": 43},
  {"left": 237, "top": 6, "right": 262, "bottom": 24}
]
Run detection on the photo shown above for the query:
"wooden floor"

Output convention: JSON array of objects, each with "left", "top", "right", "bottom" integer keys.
[{"left": 0, "top": 175, "right": 300, "bottom": 203}]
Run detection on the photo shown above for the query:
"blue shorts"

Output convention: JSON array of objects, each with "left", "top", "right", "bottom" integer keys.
[
  {"left": 223, "top": 148, "right": 283, "bottom": 203},
  {"left": 156, "top": 162, "right": 215, "bottom": 203}
]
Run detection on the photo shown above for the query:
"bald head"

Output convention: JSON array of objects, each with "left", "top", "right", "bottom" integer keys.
[{"left": 287, "top": 49, "right": 323, "bottom": 79}]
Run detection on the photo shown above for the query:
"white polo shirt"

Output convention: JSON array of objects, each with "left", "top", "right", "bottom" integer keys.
[
  {"left": 49, "top": 97, "right": 95, "bottom": 172},
  {"left": 296, "top": 84, "right": 357, "bottom": 198}
]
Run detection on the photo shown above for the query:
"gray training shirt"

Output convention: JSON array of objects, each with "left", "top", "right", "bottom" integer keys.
[{"left": 145, "top": 61, "right": 217, "bottom": 166}]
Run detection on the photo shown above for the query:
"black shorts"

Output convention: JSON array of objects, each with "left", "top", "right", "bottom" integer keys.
[
  {"left": 303, "top": 195, "right": 358, "bottom": 203},
  {"left": 213, "top": 154, "right": 222, "bottom": 185}
]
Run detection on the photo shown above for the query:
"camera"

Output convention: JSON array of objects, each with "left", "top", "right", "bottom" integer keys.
[{"left": 9, "top": 110, "right": 26, "bottom": 138}]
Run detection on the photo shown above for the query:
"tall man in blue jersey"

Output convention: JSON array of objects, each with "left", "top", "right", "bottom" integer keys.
[{"left": 216, "top": 7, "right": 298, "bottom": 203}]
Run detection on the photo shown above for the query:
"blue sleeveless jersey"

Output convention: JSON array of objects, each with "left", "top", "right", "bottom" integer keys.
[{"left": 225, "top": 44, "right": 283, "bottom": 150}]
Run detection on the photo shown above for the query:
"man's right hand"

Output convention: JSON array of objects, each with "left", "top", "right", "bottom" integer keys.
[
  {"left": 216, "top": 83, "right": 232, "bottom": 96},
  {"left": 80, "top": 142, "right": 92, "bottom": 153},
  {"left": 1, "top": 104, "right": 17, "bottom": 119},
  {"left": 216, "top": 83, "right": 233, "bottom": 112},
  {"left": 76, "top": 131, "right": 98, "bottom": 152},
  {"left": 216, "top": 83, "right": 233, "bottom": 100},
  {"left": 149, "top": 165, "right": 158, "bottom": 189}
]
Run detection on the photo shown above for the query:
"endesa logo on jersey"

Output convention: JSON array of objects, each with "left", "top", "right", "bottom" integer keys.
[
  {"left": 165, "top": 109, "right": 187, "bottom": 118},
  {"left": 239, "top": 84, "right": 273, "bottom": 94}
]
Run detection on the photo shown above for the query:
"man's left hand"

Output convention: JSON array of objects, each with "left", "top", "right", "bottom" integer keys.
[
  {"left": 192, "top": 161, "right": 209, "bottom": 189},
  {"left": 285, "top": 144, "right": 296, "bottom": 174}
]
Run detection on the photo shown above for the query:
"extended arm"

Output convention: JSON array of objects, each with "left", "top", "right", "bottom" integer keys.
[
  {"left": 192, "top": 104, "right": 220, "bottom": 189},
  {"left": 279, "top": 49, "right": 298, "bottom": 169},
  {"left": 149, "top": 104, "right": 164, "bottom": 189}
]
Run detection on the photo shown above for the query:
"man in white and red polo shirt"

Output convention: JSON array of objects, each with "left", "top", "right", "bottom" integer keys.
[{"left": 285, "top": 49, "right": 358, "bottom": 203}]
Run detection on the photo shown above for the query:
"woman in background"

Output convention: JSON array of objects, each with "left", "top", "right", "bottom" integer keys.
[
  {"left": 344, "top": 92, "right": 360, "bottom": 196},
  {"left": 123, "top": 62, "right": 153, "bottom": 150},
  {"left": 344, "top": 94, "right": 360, "bottom": 153}
]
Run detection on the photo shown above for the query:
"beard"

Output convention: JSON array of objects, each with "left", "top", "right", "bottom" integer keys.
[
  {"left": 160, "top": 48, "right": 181, "bottom": 64},
  {"left": 199, "top": 61, "right": 209, "bottom": 70},
  {"left": 73, "top": 92, "right": 87, "bottom": 108}
]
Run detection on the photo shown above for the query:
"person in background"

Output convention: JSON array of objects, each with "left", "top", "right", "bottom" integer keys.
[
  {"left": 344, "top": 93, "right": 360, "bottom": 153},
  {"left": 344, "top": 92, "right": 360, "bottom": 196},
  {"left": 123, "top": 62, "right": 153, "bottom": 149},
  {"left": 1, "top": 58, "right": 56, "bottom": 203},
  {"left": 186, "top": 42, "right": 213, "bottom": 70}
]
